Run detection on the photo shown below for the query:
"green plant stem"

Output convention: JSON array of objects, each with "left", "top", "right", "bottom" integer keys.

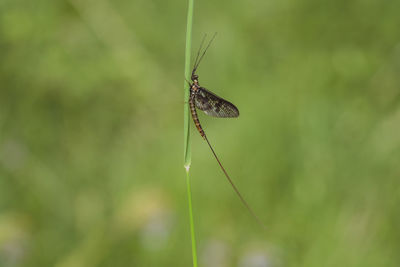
[
  {"left": 185, "top": 168, "right": 198, "bottom": 267},
  {"left": 183, "top": 0, "right": 197, "bottom": 266},
  {"left": 184, "top": 0, "right": 193, "bottom": 168}
]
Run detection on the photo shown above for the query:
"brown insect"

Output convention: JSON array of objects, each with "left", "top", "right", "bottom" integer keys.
[{"left": 188, "top": 34, "right": 264, "bottom": 227}]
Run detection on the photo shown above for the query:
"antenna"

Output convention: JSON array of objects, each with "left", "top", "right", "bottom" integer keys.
[
  {"left": 193, "top": 34, "right": 207, "bottom": 71},
  {"left": 192, "top": 32, "right": 217, "bottom": 75}
]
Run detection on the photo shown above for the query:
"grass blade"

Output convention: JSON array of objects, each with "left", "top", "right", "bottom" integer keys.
[
  {"left": 183, "top": 0, "right": 193, "bottom": 168},
  {"left": 183, "top": 0, "right": 197, "bottom": 266}
]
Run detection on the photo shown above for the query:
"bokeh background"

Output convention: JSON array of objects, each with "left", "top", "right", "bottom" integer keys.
[{"left": 1, "top": 0, "right": 400, "bottom": 266}]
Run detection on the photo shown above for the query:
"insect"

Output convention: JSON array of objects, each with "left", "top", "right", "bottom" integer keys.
[
  {"left": 189, "top": 34, "right": 239, "bottom": 139},
  {"left": 188, "top": 34, "right": 264, "bottom": 228}
]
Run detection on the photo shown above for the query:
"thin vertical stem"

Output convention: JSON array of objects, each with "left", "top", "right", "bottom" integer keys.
[
  {"left": 183, "top": 0, "right": 193, "bottom": 168},
  {"left": 183, "top": 0, "right": 197, "bottom": 266},
  {"left": 185, "top": 168, "right": 198, "bottom": 267}
]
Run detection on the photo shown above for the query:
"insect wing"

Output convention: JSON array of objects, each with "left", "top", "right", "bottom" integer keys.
[{"left": 194, "top": 87, "right": 239, "bottom": 118}]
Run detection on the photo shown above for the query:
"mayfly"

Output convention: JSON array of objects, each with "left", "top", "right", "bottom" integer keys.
[{"left": 188, "top": 34, "right": 264, "bottom": 227}]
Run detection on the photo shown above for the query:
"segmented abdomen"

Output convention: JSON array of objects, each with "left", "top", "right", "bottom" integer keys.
[{"left": 189, "top": 94, "right": 205, "bottom": 139}]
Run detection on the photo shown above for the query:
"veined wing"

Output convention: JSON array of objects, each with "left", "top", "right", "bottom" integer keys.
[{"left": 194, "top": 87, "right": 239, "bottom": 118}]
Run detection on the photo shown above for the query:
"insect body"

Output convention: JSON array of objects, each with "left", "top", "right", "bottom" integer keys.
[
  {"left": 189, "top": 78, "right": 239, "bottom": 139},
  {"left": 189, "top": 35, "right": 239, "bottom": 139},
  {"left": 187, "top": 35, "right": 264, "bottom": 228}
]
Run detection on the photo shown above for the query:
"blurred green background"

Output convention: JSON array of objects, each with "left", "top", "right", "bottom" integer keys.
[{"left": 1, "top": 0, "right": 400, "bottom": 266}]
